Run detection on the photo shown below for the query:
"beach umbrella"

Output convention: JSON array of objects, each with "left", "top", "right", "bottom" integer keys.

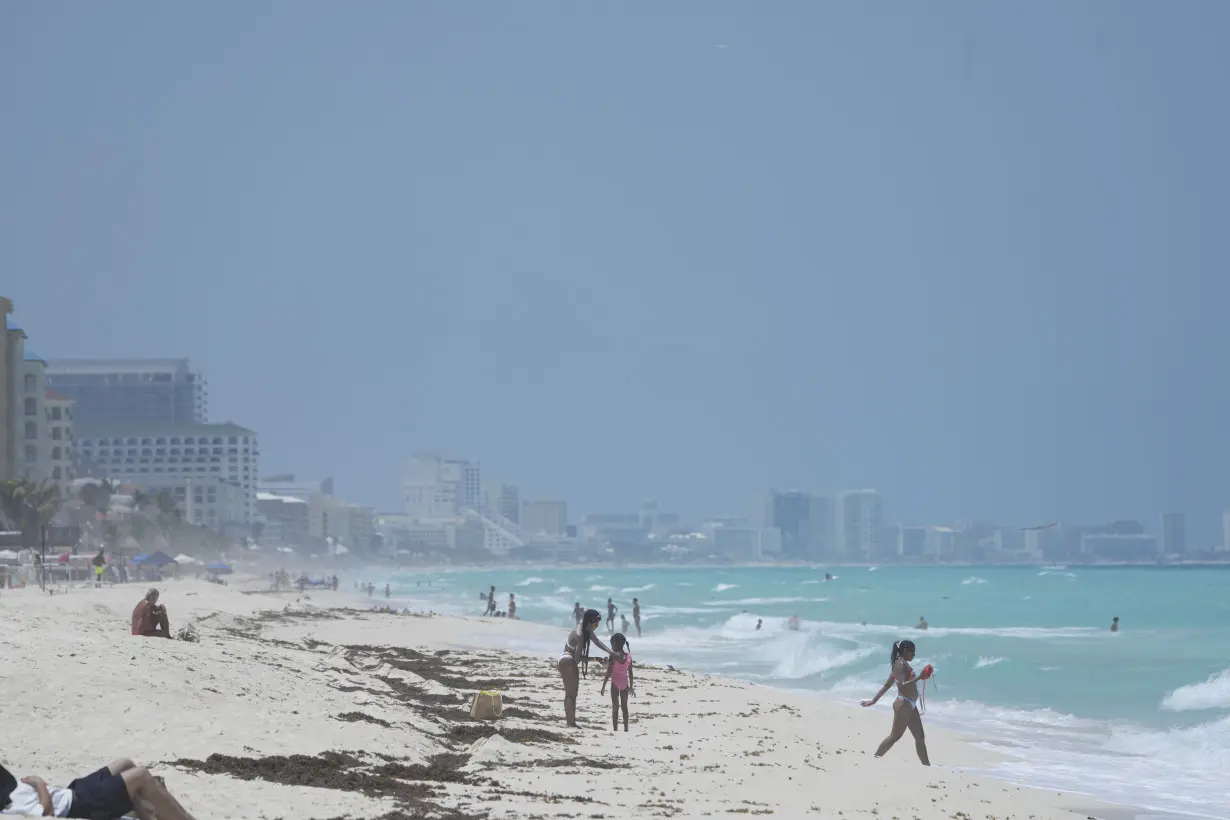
[
  {"left": 144, "top": 551, "right": 177, "bottom": 566},
  {"left": 131, "top": 554, "right": 150, "bottom": 564},
  {"left": 205, "top": 562, "right": 233, "bottom": 574},
  {"left": 174, "top": 554, "right": 200, "bottom": 565},
  {"left": 0, "top": 549, "right": 18, "bottom": 561}
]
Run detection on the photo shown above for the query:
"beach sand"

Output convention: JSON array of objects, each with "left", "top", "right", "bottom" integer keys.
[{"left": 1, "top": 578, "right": 1117, "bottom": 819}]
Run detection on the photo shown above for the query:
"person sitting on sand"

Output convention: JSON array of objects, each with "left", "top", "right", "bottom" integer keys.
[
  {"left": 558, "top": 608, "right": 620, "bottom": 728},
  {"left": 600, "top": 632, "right": 636, "bottom": 732},
  {"left": 131, "top": 588, "right": 171, "bottom": 638},
  {"left": 860, "top": 639, "right": 932, "bottom": 765},
  {"left": 1, "top": 757, "right": 198, "bottom": 819}
]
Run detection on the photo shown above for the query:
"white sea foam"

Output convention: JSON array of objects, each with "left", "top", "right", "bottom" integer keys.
[
  {"left": 515, "top": 576, "right": 546, "bottom": 587},
  {"left": 1161, "top": 668, "right": 1230, "bottom": 712},
  {"left": 701, "top": 596, "right": 829, "bottom": 607},
  {"left": 620, "top": 584, "right": 656, "bottom": 594},
  {"left": 588, "top": 585, "right": 614, "bottom": 592},
  {"left": 712, "top": 583, "right": 739, "bottom": 592},
  {"left": 974, "top": 656, "right": 1007, "bottom": 669},
  {"left": 800, "top": 579, "right": 822, "bottom": 585},
  {"left": 961, "top": 576, "right": 988, "bottom": 585},
  {"left": 554, "top": 586, "right": 574, "bottom": 594}
]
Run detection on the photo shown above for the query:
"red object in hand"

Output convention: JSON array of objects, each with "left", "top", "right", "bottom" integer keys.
[{"left": 921, "top": 664, "right": 934, "bottom": 680}]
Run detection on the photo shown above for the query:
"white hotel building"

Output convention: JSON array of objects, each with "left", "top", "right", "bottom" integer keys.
[{"left": 75, "top": 421, "right": 259, "bottom": 528}]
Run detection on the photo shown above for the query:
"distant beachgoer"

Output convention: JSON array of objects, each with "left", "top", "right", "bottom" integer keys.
[
  {"left": 917, "top": 616, "right": 928, "bottom": 630},
  {"left": 620, "top": 613, "right": 630, "bottom": 633},
  {"left": 632, "top": 598, "right": 642, "bottom": 636},
  {"left": 508, "top": 593, "right": 517, "bottom": 619},
  {"left": 486, "top": 585, "right": 497, "bottom": 616},
  {"left": 787, "top": 615, "right": 800, "bottom": 631},
  {"left": 131, "top": 589, "right": 171, "bottom": 638},
  {"left": 755, "top": 618, "right": 763, "bottom": 631},
  {"left": 1110, "top": 616, "right": 1119, "bottom": 632},
  {"left": 601, "top": 633, "right": 635, "bottom": 732},
  {"left": 558, "top": 609, "right": 618, "bottom": 728},
  {"left": 384, "top": 583, "right": 390, "bottom": 599},
  {"left": 331, "top": 575, "right": 339, "bottom": 591},
  {"left": 1, "top": 757, "right": 198, "bottom": 819},
  {"left": 606, "top": 598, "right": 618, "bottom": 632},
  {"left": 573, "top": 602, "right": 584, "bottom": 625},
  {"left": 91, "top": 549, "right": 105, "bottom": 588},
  {"left": 861, "top": 639, "right": 932, "bottom": 765}
]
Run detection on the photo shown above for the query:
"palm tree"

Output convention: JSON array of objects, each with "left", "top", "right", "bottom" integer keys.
[
  {"left": 0, "top": 480, "right": 29, "bottom": 545},
  {"left": 0, "top": 479, "right": 63, "bottom": 589},
  {"left": 26, "top": 481, "right": 63, "bottom": 589}
]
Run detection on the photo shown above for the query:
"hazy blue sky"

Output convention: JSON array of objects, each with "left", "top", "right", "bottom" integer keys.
[{"left": 3, "top": 3, "right": 1227, "bottom": 542}]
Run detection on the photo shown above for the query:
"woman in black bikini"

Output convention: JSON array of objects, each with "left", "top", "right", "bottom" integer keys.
[
  {"left": 861, "top": 639, "right": 931, "bottom": 765},
  {"left": 558, "top": 608, "right": 619, "bottom": 727}
]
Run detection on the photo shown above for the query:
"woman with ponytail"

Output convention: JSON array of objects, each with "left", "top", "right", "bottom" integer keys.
[
  {"left": 860, "top": 639, "right": 932, "bottom": 765},
  {"left": 558, "top": 608, "right": 619, "bottom": 727}
]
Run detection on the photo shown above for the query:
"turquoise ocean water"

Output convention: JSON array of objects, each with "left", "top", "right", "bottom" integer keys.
[{"left": 368, "top": 565, "right": 1230, "bottom": 819}]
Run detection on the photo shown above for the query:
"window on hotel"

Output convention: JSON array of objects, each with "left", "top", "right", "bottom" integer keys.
[
  {"left": 52, "top": 447, "right": 61, "bottom": 460},
  {"left": 50, "top": 406, "right": 62, "bottom": 421},
  {"left": 24, "top": 373, "right": 36, "bottom": 392},
  {"left": 24, "top": 397, "right": 37, "bottom": 416},
  {"left": 25, "top": 422, "right": 37, "bottom": 440},
  {"left": 52, "top": 467, "right": 61, "bottom": 480},
  {"left": 52, "top": 428, "right": 62, "bottom": 440}
]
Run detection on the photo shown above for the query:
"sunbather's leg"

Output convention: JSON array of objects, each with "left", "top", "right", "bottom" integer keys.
[
  {"left": 121, "top": 767, "right": 197, "bottom": 820},
  {"left": 106, "top": 757, "right": 136, "bottom": 775}
]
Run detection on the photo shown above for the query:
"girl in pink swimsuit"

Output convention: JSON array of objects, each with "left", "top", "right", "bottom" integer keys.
[{"left": 600, "top": 633, "right": 635, "bottom": 731}]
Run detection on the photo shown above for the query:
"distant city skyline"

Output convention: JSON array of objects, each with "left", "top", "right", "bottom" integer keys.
[{"left": 4, "top": 4, "right": 1229, "bottom": 545}]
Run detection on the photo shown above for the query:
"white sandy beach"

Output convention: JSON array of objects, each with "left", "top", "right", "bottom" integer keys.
[{"left": 1, "top": 578, "right": 1119, "bottom": 820}]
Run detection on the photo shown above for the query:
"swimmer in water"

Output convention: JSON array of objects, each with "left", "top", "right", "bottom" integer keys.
[
  {"left": 917, "top": 615, "right": 928, "bottom": 630},
  {"left": 860, "top": 639, "right": 931, "bottom": 765},
  {"left": 1110, "top": 616, "right": 1119, "bottom": 632},
  {"left": 755, "top": 618, "right": 763, "bottom": 631}
]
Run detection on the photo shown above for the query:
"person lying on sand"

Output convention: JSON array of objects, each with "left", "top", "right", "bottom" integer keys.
[
  {"left": 130, "top": 588, "right": 171, "bottom": 638},
  {"left": 0, "top": 757, "right": 198, "bottom": 819}
]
